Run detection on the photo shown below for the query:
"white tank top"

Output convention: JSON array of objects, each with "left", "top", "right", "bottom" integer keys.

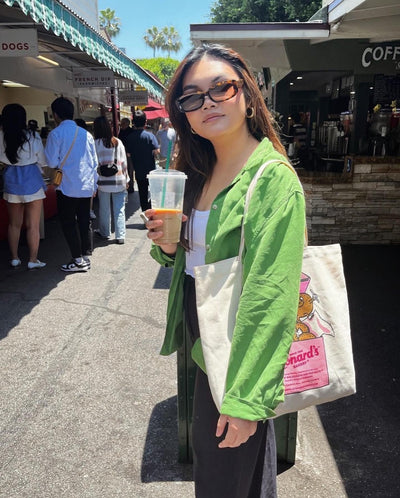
[{"left": 185, "top": 209, "right": 210, "bottom": 278}]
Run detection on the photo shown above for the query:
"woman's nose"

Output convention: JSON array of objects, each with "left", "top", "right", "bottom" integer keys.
[{"left": 202, "top": 94, "right": 216, "bottom": 109}]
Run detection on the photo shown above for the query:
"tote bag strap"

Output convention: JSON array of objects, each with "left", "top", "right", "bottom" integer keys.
[
  {"left": 238, "top": 159, "right": 307, "bottom": 261},
  {"left": 276, "top": 159, "right": 309, "bottom": 246}
]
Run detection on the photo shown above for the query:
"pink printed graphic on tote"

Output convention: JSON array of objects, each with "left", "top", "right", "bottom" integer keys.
[{"left": 284, "top": 272, "right": 335, "bottom": 395}]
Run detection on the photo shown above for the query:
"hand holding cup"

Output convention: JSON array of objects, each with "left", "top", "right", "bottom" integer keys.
[{"left": 143, "top": 209, "right": 187, "bottom": 256}]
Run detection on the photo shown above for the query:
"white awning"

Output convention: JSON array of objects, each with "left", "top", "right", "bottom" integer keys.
[
  {"left": 191, "top": 22, "right": 330, "bottom": 73},
  {"left": 328, "top": 0, "right": 400, "bottom": 43}
]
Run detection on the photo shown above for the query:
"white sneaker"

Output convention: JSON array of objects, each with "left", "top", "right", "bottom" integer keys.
[
  {"left": 10, "top": 259, "right": 21, "bottom": 268},
  {"left": 28, "top": 260, "right": 46, "bottom": 270}
]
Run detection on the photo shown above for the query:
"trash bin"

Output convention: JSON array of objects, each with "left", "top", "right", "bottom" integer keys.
[{"left": 177, "top": 327, "right": 298, "bottom": 464}]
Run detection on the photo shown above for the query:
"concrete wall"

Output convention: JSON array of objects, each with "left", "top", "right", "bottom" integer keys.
[{"left": 301, "top": 159, "right": 400, "bottom": 244}]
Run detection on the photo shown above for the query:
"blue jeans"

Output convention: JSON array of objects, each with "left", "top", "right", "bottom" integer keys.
[{"left": 98, "top": 189, "right": 127, "bottom": 240}]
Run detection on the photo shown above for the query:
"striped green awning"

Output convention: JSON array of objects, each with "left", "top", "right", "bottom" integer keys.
[{"left": 4, "top": 0, "right": 165, "bottom": 100}]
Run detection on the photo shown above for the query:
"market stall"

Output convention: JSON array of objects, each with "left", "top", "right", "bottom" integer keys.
[{"left": 189, "top": 1, "right": 400, "bottom": 244}]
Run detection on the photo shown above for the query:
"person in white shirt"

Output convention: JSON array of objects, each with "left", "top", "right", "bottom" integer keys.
[
  {"left": 93, "top": 116, "right": 129, "bottom": 244},
  {"left": 156, "top": 118, "right": 177, "bottom": 168},
  {"left": 45, "top": 98, "right": 98, "bottom": 273},
  {"left": 0, "top": 104, "right": 47, "bottom": 269}
]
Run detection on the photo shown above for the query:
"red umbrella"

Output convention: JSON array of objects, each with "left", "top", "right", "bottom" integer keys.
[{"left": 143, "top": 98, "right": 168, "bottom": 120}]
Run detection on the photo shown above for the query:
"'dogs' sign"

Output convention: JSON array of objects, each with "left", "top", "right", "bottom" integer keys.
[{"left": 0, "top": 29, "right": 38, "bottom": 57}]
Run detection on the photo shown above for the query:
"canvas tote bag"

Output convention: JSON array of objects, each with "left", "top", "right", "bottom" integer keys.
[{"left": 194, "top": 160, "right": 356, "bottom": 416}]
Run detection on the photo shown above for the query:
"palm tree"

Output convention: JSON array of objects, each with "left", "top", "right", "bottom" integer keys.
[
  {"left": 143, "top": 27, "right": 164, "bottom": 58},
  {"left": 99, "top": 8, "right": 121, "bottom": 39},
  {"left": 161, "top": 27, "right": 182, "bottom": 57}
]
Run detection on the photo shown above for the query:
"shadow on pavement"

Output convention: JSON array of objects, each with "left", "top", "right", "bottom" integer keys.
[
  {"left": 318, "top": 245, "right": 400, "bottom": 498},
  {"left": 124, "top": 191, "right": 141, "bottom": 219},
  {"left": 153, "top": 266, "right": 173, "bottom": 290},
  {"left": 0, "top": 217, "right": 70, "bottom": 340},
  {"left": 0, "top": 191, "right": 142, "bottom": 341},
  {"left": 141, "top": 395, "right": 193, "bottom": 483}
]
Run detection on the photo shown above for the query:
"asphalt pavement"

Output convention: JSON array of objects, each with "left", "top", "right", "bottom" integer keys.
[{"left": 0, "top": 190, "right": 399, "bottom": 498}]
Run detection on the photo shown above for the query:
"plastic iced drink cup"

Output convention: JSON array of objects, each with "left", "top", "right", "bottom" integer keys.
[{"left": 147, "top": 170, "right": 187, "bottom": 244}]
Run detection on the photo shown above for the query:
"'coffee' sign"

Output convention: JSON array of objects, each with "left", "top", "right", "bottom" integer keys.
[
  {"left": 361, "top": 45, "right": 400, "bottom": 70},
  {"left": 0, "top": 29, "right": 38, "bottom": 57},
  {"left": 72, "top": 69, "right": 115, "bottom": 88}
]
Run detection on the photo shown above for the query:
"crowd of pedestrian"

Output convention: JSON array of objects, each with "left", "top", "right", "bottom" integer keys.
[{"left": 0, "top": 97, "right": 177, "bottom": 273}]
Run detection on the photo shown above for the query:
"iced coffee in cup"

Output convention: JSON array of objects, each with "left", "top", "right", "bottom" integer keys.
[{"left": 147, "top": 170, "right": 187, "bottom": 244}]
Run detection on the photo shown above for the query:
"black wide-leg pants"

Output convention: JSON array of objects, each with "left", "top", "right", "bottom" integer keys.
[
  {"left": 136, "top": 178, "right": 151, "bottom": 212},
  {"left": 56, "top": 191, "right": 91, "bottom": 259},
  {"left": 183, "top": 275, "right": 277, "bottom": 498}
]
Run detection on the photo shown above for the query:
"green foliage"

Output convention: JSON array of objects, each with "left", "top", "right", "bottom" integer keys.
[
  {"left": 99, "top": 8, "right": 121, "bottom": 39},
  {"left": 284, "top": 0, "right": 322, "bottom": 20},
  {"left": 210, "top": 0, "right": 322, "bottom": 23},
  {"left": 136, "top": 57, "right": 180, "bottom": 86}
]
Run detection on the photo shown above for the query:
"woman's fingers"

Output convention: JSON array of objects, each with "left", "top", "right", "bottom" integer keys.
[
  {"left": 217, "top": 417, "right": 258, "bottom": 449},
  {"left": 144, "top": 209, "right": 187, "bottom": 242},
  {"left": 144, "top": 208, "right": 156, "bottom": 219},
  {"left": 216, "top": 414, "right": 229, "bottom": 438},
  {"left": 143, "top": 210, "right": 161, "bottom": 234}
]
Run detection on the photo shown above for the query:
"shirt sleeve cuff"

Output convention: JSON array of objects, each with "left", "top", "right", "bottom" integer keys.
[
  {"left": 220, "top": 394, "right": 278, "bottom": 421},
  {"left": 150, "top": 243, "right": 176, "bottom": 267}
]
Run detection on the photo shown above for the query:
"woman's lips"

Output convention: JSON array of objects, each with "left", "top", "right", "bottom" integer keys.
[{"left": 203, "top": 113, "right": 224, "bottom": 123}]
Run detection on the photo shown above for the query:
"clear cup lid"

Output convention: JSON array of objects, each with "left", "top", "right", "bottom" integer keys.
[{"left": 147, "top": 169, "right": 187, "bottom": 179}]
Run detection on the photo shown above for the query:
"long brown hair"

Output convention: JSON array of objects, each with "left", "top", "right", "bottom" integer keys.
[
  {"left": 93, "top": 116, "right": 117, "bottom": 148},
  {"left": 2, "top": 103, "right": 29, "bottom": 164},
  {"left": 165, "top": 43, "right": 287, "bottom": 249}
]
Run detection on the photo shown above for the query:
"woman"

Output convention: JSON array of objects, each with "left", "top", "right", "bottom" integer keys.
[
  {"left": 1, "top": 104, "right": 46, "bottom": 269},
  {"left": 146, "top": 44, "right": 306, "bottom": 497},
  {"left": 93, "top": 116, "right": 129, "bottom": 244},
  {"left": 27, "top": 119, "right": 39, "bottom": 138}
]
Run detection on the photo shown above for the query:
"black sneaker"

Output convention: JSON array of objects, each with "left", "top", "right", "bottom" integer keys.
[{"left": 60, "top": 259, "right": 89, "bottom": 273}]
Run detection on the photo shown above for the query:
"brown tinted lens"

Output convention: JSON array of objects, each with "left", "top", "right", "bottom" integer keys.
[
  {"left": 177, "top": 94, "right": 204, "bottom": 112},
  {"left": 209, "top": 82, "right": 237, "bottom": 102}
]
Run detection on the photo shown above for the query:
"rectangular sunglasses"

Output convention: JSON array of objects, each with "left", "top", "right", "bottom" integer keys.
[{"left": 176, "top": 79, "right": 244, "bottom": 113}]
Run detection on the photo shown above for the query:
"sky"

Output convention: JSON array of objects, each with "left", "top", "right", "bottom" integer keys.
[{"left": 97, "top": 0, "right": 215, "bottom": 61}]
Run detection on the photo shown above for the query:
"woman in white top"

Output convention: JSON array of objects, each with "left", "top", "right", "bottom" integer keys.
[
  {"left": 93, "top": 116, "right": 129, "bottom": 244},
  {"left": 0, "top": 104, "right": 47, "bottom": 269}
]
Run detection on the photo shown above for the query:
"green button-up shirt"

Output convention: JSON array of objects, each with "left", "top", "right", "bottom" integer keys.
[{"left": 151, "top": 138, "right": 306, "bottom": 420}]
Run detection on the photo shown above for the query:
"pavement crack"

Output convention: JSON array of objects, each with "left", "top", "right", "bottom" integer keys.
[{"left": 40, "top": 296, "right": 163, "bottom": 328}]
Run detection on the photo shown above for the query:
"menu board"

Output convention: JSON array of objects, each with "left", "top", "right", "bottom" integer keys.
[{"left": 373, "top": 74, "right": 400, "bottom": 105}]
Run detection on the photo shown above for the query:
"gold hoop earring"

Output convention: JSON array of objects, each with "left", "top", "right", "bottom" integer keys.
[
  {"left": 246, "top": 107, "right": 255, "bottom": 119},
  {"left": 191, "top": 127, "right": 197, "bottom": 135}
]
